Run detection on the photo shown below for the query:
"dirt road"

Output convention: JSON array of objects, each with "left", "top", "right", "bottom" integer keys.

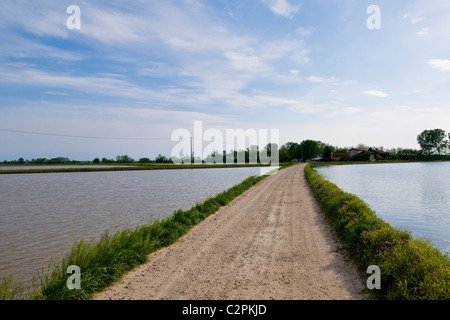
[{"left": 94, "top": 164, "right": 368, "bottom": 300}]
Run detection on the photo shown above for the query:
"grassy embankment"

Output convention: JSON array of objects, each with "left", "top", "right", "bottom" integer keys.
[
  {"left": 304, "top": 163, "right": 450, "bottom": 300},
  {"left": 1, "top": 164, "right": 290, "bottom": 300},
  {"left": 0, "top": 163, "right": 270, "bottom": 175}
]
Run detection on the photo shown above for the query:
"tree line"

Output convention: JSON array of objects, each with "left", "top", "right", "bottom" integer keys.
[{"left": 3, "top": 128, "right": 449, "bottom": 165}]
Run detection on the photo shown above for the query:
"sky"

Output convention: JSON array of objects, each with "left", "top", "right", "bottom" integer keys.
[{"left": 1, "top": 0, "right": 450, "bottom": 161}]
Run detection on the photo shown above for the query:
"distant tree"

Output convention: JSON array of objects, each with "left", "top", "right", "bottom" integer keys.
[
  {"left": 49, "top": 157, "right": 70, "bottom": 164},
  {"left": 115, "top": 155, "right": 134, "bottom": 163},
  {"left": 417, "top": 129, "right": 447, "bottom": 155},
  {"left": 300, "top": 140, "right": 321, "bottom": 160},
  {"left": 18, "top": 158, "right": 24, "bottom": 164},
  {"left": 282, "top": 142, "right": 302, "bottom": 160},
  {"left": 138, "top": 157, "right": 151, "bottom": 163},
  {"left": 322, "top": 145, "right": 332, "bottom": 160},
  {"left": 356, "top": 143, "right": 371, "bottom": 150},
  {"left": 155, "top": 154, "right": 170, "bottom": 163},
  {"left": 350, "top": 151, "right": 371, "bottom": 161},
  {"left": 279, "top": 145, "right": 290, "bottom": 163},
  {"left": 92, "top": 158, "right": 100, "bottom": 163}
]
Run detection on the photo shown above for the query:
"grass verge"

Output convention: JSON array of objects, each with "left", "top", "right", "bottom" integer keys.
[
  {"left": 1, "top": 165, "right": 295, "bottom": 300},
  {"left": 304, "top": 163, "right": 450, "bottom": 300}
]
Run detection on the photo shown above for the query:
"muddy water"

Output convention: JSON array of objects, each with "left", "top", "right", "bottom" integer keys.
[{"left": 0, "top": 167, "right": 261, "bottom": 286}]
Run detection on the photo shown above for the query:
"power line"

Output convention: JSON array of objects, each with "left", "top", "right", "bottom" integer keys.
[{"left": 0, "top": 128, "right": 171, "bottom": 141}]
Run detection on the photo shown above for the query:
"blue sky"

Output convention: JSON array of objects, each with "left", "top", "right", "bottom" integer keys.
[{"left": 1, "top": 0, "right": 450, "bottom": 161}]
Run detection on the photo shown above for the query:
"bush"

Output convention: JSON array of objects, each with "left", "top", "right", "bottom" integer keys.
[{"left": 350, "top": 151, "right": 371, "bottom": 161}]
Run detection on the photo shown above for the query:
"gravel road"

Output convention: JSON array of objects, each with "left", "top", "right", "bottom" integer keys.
[{"left": 94, "top": 164, "right": 368, "bottom": 300}]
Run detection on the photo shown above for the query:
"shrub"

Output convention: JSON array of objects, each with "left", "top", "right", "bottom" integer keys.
[{"left": 350, "top": 151, "right": 371, "bottom": 161}]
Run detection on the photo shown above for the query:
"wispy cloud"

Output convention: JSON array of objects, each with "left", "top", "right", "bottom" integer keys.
[
  {"left": 411, "top": 17, "right": 425, "bottom": 24},
  {"left": 363, "top": 90, "right": 389, "bottom": 98},
  {"left": 428, "top": 59, "right": 450, "bottom": 72},
  {"left": 261, "top": 0, "right": 300, "bottom": 19},
  {"left": 417, "top": 27, "right": 429, "bottom": 36}
]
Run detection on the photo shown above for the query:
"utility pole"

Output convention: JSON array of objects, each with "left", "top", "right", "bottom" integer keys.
[{"left": 190, "top": 136, "right": 193, "bottom": 165}]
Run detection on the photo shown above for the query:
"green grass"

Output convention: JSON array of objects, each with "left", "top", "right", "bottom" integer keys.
[
  {"left": 1, "top": 164, "right": 296, "bottom": 300},
  {"left": 304, "top": 163, "right": 450, "bottom": 300}
]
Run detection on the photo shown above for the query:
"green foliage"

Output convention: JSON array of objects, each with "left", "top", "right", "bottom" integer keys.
[
  {"left": 322, "top": 145, "right": 332, "bottom": 160},
  {"left": 300, "top": 139, "right": 321, "bottom": 160},
  {"left": 115, "top": 155, "right": 134, "bottom": 163},
  {"left": 350, "top": 151, "right": 371, "bottom": 161},
  {"left": 0, "top": 276, "right": 26, "bottom": 300},
  {"left": 417, "top": 129, "right": 448, "bottom": 155},
  {"left": 305, "top": 164, "right": 450, "bottom": 300}
]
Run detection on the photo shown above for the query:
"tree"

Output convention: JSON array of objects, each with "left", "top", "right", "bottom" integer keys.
[
  {"left": 116, "top": 155, "right": 134, "bottom": 163},
  {"left": 322, "top": 145, "right": 332, "bottom": 160},
  {"left": 350, "top": 151, "right": 371, "bottom": 161},
  {"left": 282, "top": 142, "right": 302, "bottom": 160},
  {"left": 92, "top": 158, "right": 100, "bottom": 163},
  {"left": 279, "top": 145, "right": 290, "bottom": 163},
  {"left": 155, "top": 154, "right": 171, "bottom": 163},
  {"left": 101, "top": 157, "right": 112, "bottom": 163},
  {"left": 300, "top": 140, "right": 321, "bottom": 160},
  {"left": 417, "top": 129, "right": 447, "bottom": 155}
]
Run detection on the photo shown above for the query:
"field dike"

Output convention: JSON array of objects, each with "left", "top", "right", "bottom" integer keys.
[
  {"left": 1, "top": 165, "right": 287, "bottom": 300},
  {"left": 305, "top": 163, "right": 450, "bottom": 300}
]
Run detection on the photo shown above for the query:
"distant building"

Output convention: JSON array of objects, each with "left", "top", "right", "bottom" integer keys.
[
  {"left": 348, "top": 148, "right": 390, "bottom": 161},
  {"left": 332, "top": 148, "right": 389, "bottom": 161},
  {"left": 331, "top": 152, "right": 349, "bottom": 160}
]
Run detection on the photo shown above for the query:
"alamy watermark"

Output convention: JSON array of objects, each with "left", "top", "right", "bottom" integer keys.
[
  {"left": 367, "top": 5, "right": 381, "bottom": 30},
  {"left": 66, "top": 5, "right": 81, "bottom": 30},
  {"left": 171, "top": 121, "right": 279, "bottom": 175},
  {"left": 366, "top": 265, "right": 381, "bottom": 290},
  {"left": 66, "top": 265, "right": 81, "bottom": 290},
  {"left": 65, "top": 4, "right": 381, "bottom": 32}
]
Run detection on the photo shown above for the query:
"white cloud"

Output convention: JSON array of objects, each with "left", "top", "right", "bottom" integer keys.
[
  {"left": 225, "top": 49, "right": 271, "bottom": 73},
  {"left": 80, "top": 6, "right": 146, "bottom": 44},
  {"left": 411, "top": 16, "right": 425, "bottom": 24},
  {"left": 261, "top": 0, "right": 300, "bottom": 19},
  {"left": 417, "top": 27, "right": 429, "bottom": 36},
  {"left": 428, "top": 59, "right": 450, "bottom": 72},
  {"left": 363, "top": 90, "right": 389, "bottom": 98},
  {"left": 308, "top": 76, "right": 325, "bottom": 83},
  {"left": 296, "top": 27, "right": 314, "bottom": 37}
]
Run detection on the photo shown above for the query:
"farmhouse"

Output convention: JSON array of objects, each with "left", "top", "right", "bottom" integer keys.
[{"left": 332, "top": 148, "right": 390, "bottom": 161}]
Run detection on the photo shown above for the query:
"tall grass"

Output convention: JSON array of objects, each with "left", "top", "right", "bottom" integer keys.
[
  {"left": 304, "top": 163, "right": 450, "bottom": 299},
  {"left": 1, "top": 171, "right": 272, "bottom": 300}
]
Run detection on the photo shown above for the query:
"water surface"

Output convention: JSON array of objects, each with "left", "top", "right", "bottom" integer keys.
[
  {"left": 315, "top": 162, "right": 450, "bottom": 253},
  {"left": 0, "top": 167, "right": 261, "bottom": 285}
]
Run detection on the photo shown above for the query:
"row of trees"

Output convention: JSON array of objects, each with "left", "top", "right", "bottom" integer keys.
[
  {"left": 3, "top": 157, "right": 74, "bottom": 165},
  {"left": 93, "top": 154, "right": 172, "bottom": 164},
  {"left": 3, "top": 129, "right": 448, "bottom": 165}
]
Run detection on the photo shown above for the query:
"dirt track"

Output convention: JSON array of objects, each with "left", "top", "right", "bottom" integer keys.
[{"left": 94, "top": 164, "right": 368, "bottom": 300}]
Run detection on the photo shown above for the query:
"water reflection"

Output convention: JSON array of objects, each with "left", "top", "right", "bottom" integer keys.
[{"left": 315, "top": 162, "right": 450, "bottom": 253}]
